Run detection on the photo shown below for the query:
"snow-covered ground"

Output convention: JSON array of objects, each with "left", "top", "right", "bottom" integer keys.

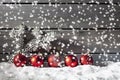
[{"left": 0, "top": 62, "right": 120, "bottom": 80}]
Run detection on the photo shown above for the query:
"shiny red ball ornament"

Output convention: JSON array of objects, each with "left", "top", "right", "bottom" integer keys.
[
  {"left": 48, "top": 54, "right": 61, "bottom": 67},
  {"left": 65, "top": 55, "right": 78, "bottom": 67},
  {"left": 80, "top": 54, "right": 93, "bottom": 65},
  {"left": 30, "top": 55, "right": 44, "bottom": 67},
  {"left": 13, "top": 53, "right": 27, "bottom": 67}
]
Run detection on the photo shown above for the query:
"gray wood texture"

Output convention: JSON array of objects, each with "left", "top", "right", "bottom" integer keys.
[{"left": 0, "top": 0, "right": 120, "bottom": 64}]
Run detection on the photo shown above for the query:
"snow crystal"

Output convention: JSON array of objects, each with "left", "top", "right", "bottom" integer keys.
[
  {"left": 8, "top": 25, "right": 25, "bottom": 53},
  {"left": 25, "top": 27, "right": 57, "bottom": 52}
]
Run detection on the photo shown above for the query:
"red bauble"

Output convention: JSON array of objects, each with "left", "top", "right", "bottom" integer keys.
[
  {"left": 13, "top": 53, "right": 27, "bottom": 67},
  {"left": 30, "top": 55, "right": 44, "bottom": 67},
  {"left": 80, "top": 54, "right": 93, "bottom": 65},
  {"left": 65, "top": 55, "right": 78, "bottom": 67},
  {"left": 48, "top": 54, "right": 61, "bottom": 67}
]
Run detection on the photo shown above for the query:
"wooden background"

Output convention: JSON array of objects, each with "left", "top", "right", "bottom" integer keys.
[{"left": 0, "top": 0, "right": 120, "bottom": 66}]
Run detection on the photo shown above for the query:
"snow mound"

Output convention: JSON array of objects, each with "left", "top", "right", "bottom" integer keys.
[{"left": 0, "top": 62, "right": 120, "bottom": 80}]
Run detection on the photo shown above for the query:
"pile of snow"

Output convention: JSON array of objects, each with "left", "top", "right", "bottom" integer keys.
[{"left": 0, "top": 62, "right": 120, "bottom": 80}]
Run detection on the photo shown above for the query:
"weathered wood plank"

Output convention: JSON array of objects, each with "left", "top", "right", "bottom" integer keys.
[
  {"left": 0, "top": 5, "right": 119, "bottom": 28},
  {"left": 1, "top": 0, "right": 120, "bottom": 3}
]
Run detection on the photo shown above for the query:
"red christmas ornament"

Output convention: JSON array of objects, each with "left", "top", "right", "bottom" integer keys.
[
  {"left": 65, "top": 55, "right": 78, "bottom": 67},
  {"left": 13, "top": 53, "right": 27, "bottom": 67},
  {"left": 30, "top": 55, "right": 44, "bottom": 67},
  {"left": 48, "top": 54, "right": 61, "bottom": 67},
  {"left": 80, "top": 54, "right": 93, "bottom": 65}
]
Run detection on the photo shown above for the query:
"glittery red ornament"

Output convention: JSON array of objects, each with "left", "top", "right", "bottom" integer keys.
[
  {"left": 13, "top": 53, "right": 27, "bottom": 67},
  {"left": 48, "top": 54, "right": 61, "bottom": 67},
  {"left": 30, "top": 55, "right": 44, "bottom": 67},
  {"left": 80, "top": 54, "right": 93, "bottom": 65},
  {"left": 65, "top": 55, "right": 78, "bottom": 67}
]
